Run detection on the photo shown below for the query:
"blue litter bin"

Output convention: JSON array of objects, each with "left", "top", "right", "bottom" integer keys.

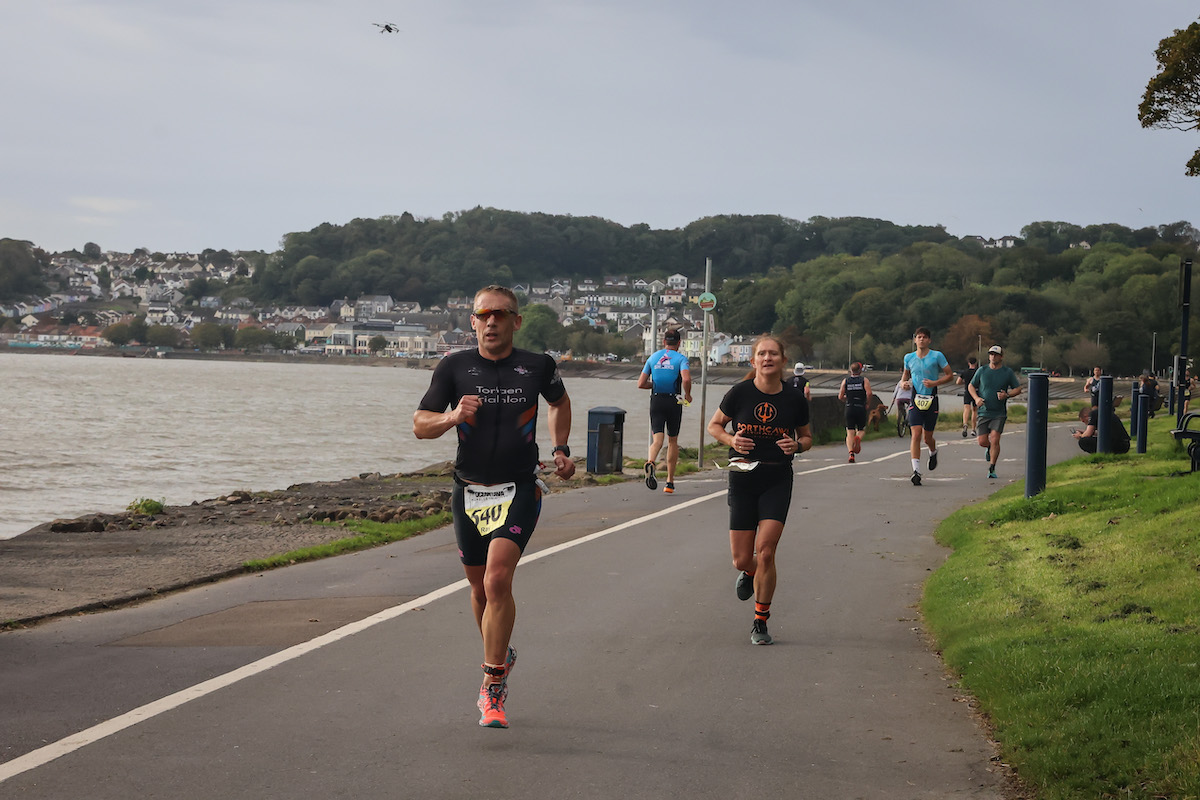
[{"left": 587, "top": 406, "right": 626, "bottom": 474}]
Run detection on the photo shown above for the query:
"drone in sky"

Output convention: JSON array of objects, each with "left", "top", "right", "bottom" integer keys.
[{"left": 373, "top": 22, "right": 401, "bottom": 33}]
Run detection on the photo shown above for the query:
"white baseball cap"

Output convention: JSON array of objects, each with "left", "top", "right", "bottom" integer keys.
[{"left": 794, "top": 362, "right": 806, "bottom": 375}]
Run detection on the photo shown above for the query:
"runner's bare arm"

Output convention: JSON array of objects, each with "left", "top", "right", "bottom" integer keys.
[
  {"left": 547, "top": 393, "right": 575, "bottom": 479},
  {"left": 413, "top": 395, "right": 480, "bottom": 439}
]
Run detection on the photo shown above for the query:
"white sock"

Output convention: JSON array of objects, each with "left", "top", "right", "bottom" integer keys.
[{"left": 911, "top": 458, "right": 921, "bottom": 472}]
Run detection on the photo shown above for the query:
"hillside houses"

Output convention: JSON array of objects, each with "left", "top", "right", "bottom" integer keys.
[{"left": 4, "top": 247, "right": 756, "bottom": 362}]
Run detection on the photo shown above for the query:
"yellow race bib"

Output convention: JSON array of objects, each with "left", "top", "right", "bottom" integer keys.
[{"left": 463, "top": 482, "right": 517, "bottom": 536}]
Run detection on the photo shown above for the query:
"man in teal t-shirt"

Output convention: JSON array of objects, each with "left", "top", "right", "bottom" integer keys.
[{"left": 968, "top": 344, "right": 1021, "bottom": 479}]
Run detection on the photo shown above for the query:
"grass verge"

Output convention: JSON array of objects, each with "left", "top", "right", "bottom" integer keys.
[
  {"left": 243, "top": 511, "right": 452, "bottom": 571},
  {"left": 922, "top": 417, "right": 1200, "bottom": 799}
]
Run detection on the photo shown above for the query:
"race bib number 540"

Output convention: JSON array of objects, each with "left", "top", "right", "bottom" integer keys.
[{"left": 463, "top": 482, "right": 517, "bottom": 536}]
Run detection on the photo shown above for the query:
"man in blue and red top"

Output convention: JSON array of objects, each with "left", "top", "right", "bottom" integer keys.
[
  {"left": 413, "top": 285, "right": 574, "bottom": 729},
  {"left": 637, "top": 328, "right": 692, "bottom": 493}
]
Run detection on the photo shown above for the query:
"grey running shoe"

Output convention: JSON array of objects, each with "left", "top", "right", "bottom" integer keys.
[
  {"left": 750, "top": 618, "right": 773, "bottom": 645},
  {"left": 644, "top": 462, "right": 657, "bottom": 490},
  {"left": 929, "top": 450, "right": 938, "bottom": 471},
  {"left": 961, "top": 425, "right": 968, "bottom": 438},
  {"left": 911, "top": 470, "right": 922, "bottom": 486},
  {"left": 735, "top": 571, "right": 754, "bottom": 601}
]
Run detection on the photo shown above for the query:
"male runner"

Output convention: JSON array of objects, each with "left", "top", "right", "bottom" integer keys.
[
  {"left": 788, "top": 362, "right": 812, "bottom": 401},
  {"left": 968, "top": 345, "right": 1021, "bottom": 479},
  {"left": 413, "top": 285, "right": 575, "bottom": 729},
  {"left": 957, "top": 355, "right": 979, "bottom": 437},
  {"left": 900, "top": 326, "right": 953, "bottom": 486},
  {"left": 637, "top": 328, "right": 691, "bottom": 493},
  {"left": 838, "top": 361, "right": 872, "bottom": 463}
]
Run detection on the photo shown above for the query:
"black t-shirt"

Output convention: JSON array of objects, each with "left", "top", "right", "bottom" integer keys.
[
  {"left": 718, "top": 380, "right": 810, "bottom": 462},
  {"left": 418, "top": 348, "right": 566, "bottom": 484},
  {"left": 960, "top": 367, "right": 978, "bottom": 397},
  {"left": 788, "top": 375, "right": 808, "bottom": 393},
  {"left": 1086, "top": 408, "right": 1131, "bottom": 442}
]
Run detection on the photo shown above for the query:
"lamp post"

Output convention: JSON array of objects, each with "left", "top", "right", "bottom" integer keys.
[
  {"left": 977, "top": 334, "right": 982, "bottom": 361},
  {"left": 1097, "top": 332, "right": 1102, "bottom": 349},
  {"left": 848, "top": 331, "right": 853, "bottom": 369},
  {"left": 1039, "top": 335, "right": 1044, "bottom": 369},
  {"left": 1152, "top": 331, "right": 1157, "bottom": 375}
]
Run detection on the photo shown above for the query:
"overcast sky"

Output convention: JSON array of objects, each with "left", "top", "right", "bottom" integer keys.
[{"left": 3, "top": 1, "right": 1198, "bottom": 255}]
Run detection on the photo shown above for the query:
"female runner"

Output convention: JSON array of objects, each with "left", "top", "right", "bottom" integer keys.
[{"left": 707, "top": 334, "right": 812, "bottom": 645}]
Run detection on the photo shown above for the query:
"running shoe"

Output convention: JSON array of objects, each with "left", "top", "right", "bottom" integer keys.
[
  {"left": 848, "top": 452, "right": 855, "bottom": 463},
  {"left": 478, "top": 682, "right": 508, "bottom": 728},
  {"left": 663, "top": 482, "right": 675, "bottom": 494},
  {"left": 735, "top": 571, "right": 754, "bottom": 601},
  {"left": 644, "top": 462, "right": 657, "bottom": 491},
  {"left": 911, "top": 470, "right": 922, "bottom": 486},
  {"left": 988, "top": 468, "right": 998, "bottom": 479},
  {"left": 750, "top": 618, "right": 773, "bottom": 645},
  {"left": 961, "top": 425, "right": 968, "bottom": 438},
  {"left": 970, "top": 429, "right": 977, "bottom": 437},
  {"left": 852, "top": 435, "right": 862, "bottom": 454},
  {"left": 929, "top": 450, "right": 938, "bottom": 471},
  {"left": 477, "top": 646, "right": 516, "bottom": 711}
]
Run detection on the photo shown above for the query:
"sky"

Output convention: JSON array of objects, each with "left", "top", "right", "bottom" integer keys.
[{"left": 3, "top": 1, "right": 1199, "bottom": 255}]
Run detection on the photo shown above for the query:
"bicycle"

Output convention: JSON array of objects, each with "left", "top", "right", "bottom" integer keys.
[{"left": 895, "top": 399, "right": 910, "bottom": 438}]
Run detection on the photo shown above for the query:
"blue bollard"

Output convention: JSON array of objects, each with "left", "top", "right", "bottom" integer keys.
[
  {"left": 1025, "top": 373, "right": 1048, "bottom": 498},
  {"left": 1097, "top": 376, "right": 1113, "bottom": 454}
]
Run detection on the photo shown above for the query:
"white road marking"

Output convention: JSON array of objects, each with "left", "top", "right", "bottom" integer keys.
[{"left": 2, "top": 421, "right": 1073, "bottom": 782}]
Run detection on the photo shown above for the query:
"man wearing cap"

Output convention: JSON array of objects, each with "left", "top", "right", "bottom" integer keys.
[
  {"left": 968, "top": 345, "right": 1022, "bottom": 479},
  {"left": 788, "top": 362, "right": 812, "bottom": 401},
  {"left": 638, "top": 328, "right": 691, "bottom": 493}
]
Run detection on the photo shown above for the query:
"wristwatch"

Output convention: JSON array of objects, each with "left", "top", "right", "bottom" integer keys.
[{"left": 552, "top": 444, "right": 570, "bottom": 457}]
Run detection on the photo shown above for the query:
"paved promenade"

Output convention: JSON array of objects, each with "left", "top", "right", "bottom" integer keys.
[{"left": 0, "top": 424, "right": 1080, "bottom": 798}]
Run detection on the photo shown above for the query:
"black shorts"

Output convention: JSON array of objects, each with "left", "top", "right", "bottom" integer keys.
[
  {"left": 844, "top": 406, "right": 867, "bottom": 430},
  {"left": 907, "top": 396, "right": 940, "bottom": 430},
  {"left": 727, "top": 463, "right": 794, "bottom": 530},
  {"left": 963, "top": 393, "right": 974, "bottom": 406},
  {"left": 650, "top": 394, "right": 683, "bottom": 437},
  {"left": 451, "top": 480, "right": 542, "bottom": 566}
]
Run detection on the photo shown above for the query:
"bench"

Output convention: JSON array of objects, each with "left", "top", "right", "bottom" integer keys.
[{"left": 1170, "top": 412, "right": 1200, "bottom": 472}]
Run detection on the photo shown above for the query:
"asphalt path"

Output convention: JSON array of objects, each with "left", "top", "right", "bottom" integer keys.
[{"left": 1, "top": 422, "right": 1082, "bottom": 798}]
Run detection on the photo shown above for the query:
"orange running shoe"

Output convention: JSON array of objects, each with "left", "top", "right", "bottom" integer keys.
[
  {"left": 848, "top": 452, "right": 855, "bottom": 463},
  {"left": 663, "top": 482, "right": 675, "bottom": 494},
  {"left": 479, "top": 682, "right": 509, "bottom": 728},
  {"left": 477, "top": 646, "right": 515, "bottom": 711}
]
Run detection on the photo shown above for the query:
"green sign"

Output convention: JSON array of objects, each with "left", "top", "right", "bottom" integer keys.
[{"left": 698, "top": 292, "right": 717, "bottom": 311}]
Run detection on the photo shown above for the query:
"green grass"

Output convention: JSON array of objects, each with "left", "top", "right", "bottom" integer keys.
[
  {"left": 126, "top": 497, "right": 165, "bottom": 515},
  {"left": 923, "top": 418, "right": 1200, "bottom": 799},
  {"left": 243, "top": 511, "right": 452, "bottom": 571}
]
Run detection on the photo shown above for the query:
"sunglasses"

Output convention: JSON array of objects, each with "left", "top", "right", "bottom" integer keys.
[{"left": 473, "top": 308, "right": 518, "bottom": 321}]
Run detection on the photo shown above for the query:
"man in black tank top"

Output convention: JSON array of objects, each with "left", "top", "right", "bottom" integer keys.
[
  {"left": 414, "top": 285, "right": 575, "bottom": 729},
  {"left": 838, "top": 362, "right": 873, "bottom": 463}
]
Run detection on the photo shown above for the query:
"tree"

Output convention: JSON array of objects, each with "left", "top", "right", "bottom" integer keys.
[
  {"left": 103, "top": 322, "right": 132, "bottom": 346},
  {"left": 82, "top": 242, "right": 102, "bottom": 261},
  {"left": 97, "top": 265, "right": 112, "bottom": 295},
  {"left": 369, "top": 334, "right": 388, "bottom": 355},
  {"left": 191, "top": 322, "right": 232, "bottom": 349},
  {"left": 235, "top": 327, "right": 279, "bottom": 351},
  {"left": 514, "top": 304, "right": 564, "bottom": 353},
  {"left": 145, "top": 325, "right": 181, "bottom": 348},
  {"left": 1139, "top": 20, "right": 1200, "bottom": 175}
]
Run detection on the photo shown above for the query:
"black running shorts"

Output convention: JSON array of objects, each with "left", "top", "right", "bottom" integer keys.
[
  {"left": 727, "top": 463, "right": 794, "bottom": 530},
  {"left": 451, "top": 480, "right": 542, "bottom": 566},
  {"left": 650, "top": 393, "right": 683, "bottom": 437}
]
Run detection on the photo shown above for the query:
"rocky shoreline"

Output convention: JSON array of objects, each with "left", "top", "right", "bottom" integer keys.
[{"left": 0, "top": 458, "right": 620, "bottom": 629}]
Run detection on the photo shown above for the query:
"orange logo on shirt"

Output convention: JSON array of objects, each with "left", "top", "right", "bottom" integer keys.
[{"left": 754, "top": 402, "right": 776, "bottom": 423}]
